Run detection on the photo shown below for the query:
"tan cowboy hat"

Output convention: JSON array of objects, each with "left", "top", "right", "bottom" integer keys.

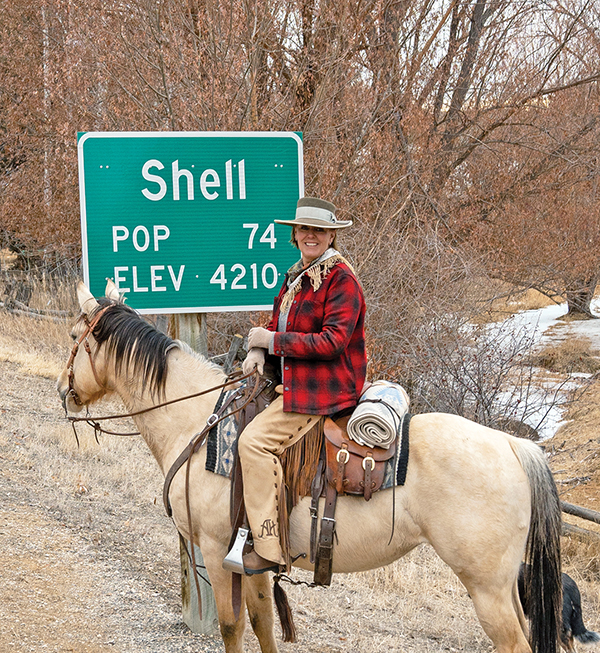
[{"left": 274, "top": 197, "right": 352, "bottom": 229}]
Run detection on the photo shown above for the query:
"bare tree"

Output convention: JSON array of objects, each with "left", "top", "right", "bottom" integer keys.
[{"left": 1, "top": 0, "right": 600, "bottom": 374}]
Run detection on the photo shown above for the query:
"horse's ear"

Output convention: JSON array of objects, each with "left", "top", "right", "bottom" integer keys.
[
  {"left": 77, "top": 281, "right": 100, "bottom": 315},
  {"left": 105, "top": 278, "right": 121, "bottom": 302}
]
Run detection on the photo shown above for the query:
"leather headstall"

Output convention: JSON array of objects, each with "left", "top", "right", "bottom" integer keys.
[{"left": 65, "top": 304, "right": 113, "bottom": 407}]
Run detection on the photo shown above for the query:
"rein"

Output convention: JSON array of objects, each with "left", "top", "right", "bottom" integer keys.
[{"left": 66, "top": 370, "right": 254, "bottom": 441}]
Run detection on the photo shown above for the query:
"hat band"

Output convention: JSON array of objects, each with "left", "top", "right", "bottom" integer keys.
[{"left": 296, "top": 205, "right": 338, "bottom": 224}]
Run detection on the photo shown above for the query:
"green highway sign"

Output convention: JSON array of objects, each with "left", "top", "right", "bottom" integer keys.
[{"left": 77, "top": 131, "right": 304, "bottom": 313}]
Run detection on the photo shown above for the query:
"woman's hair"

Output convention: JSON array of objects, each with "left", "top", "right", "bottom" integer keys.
[{"left": 290, "top": 226, "right": 337, "bottom": 250}]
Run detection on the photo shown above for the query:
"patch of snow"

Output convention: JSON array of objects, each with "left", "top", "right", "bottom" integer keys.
[
  {"left": 507, "top": 303, "right": 568, "bottom": 346},
  {"left": 535, "top": 406, "right": 566, "bottom": 441},
  {"left": 493, "top": 302, "right": 600, "bottom": 441},
  {"left": 505, "top": 299, "right": 600, "bottom": 348}
]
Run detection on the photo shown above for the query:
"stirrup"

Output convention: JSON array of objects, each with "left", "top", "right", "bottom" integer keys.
[{"left": 222, "top": 527, "right": 250, "bottom": 574}]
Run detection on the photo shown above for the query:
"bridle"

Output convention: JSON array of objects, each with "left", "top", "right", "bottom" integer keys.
[
  {"left": 63, "top": 302, "right": 259, "bottom": 439},
  {"left": 65, "top": 304, "right": 113, "bottom": 407}
]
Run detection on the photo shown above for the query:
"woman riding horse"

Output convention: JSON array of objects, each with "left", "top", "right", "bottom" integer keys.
[
  {"left": 234, "top": 196, "right": 367, "bottom": 574},
  {"left": 58, "top": 279, "right": 562, "bottom": 653}
]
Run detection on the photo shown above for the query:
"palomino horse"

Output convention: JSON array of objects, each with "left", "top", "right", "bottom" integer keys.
[{"left": 57, "top": 281, "right": 562, "bottom": 653}]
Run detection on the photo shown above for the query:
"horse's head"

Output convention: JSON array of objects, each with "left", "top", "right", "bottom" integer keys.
[
  {"left": 57, "top": 279, "right": 176, "bottom": 414},
  {"left": 57, "top": 280, "right": 121, "bottom": 412}
]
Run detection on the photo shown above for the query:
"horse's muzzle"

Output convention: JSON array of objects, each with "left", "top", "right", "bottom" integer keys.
[{"left": 57, "top": 376, "right": 84, "bottom": 414}]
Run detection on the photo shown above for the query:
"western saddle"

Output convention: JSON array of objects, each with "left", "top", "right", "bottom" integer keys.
[{"left": 228, "top": 380, "right": 399, "bottom": 586}]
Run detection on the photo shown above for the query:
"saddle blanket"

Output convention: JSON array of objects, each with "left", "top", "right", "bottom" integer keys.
[
  {"left": 204, "top": 389, "right": 239, "bottom": 478},
  {"left": 205, "top": 388, "right": 411, "bottom": 489}
]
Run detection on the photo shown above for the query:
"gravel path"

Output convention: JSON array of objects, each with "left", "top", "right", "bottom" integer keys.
[{"left": 0, "top": 359, "right": 225, "bottom": 653}]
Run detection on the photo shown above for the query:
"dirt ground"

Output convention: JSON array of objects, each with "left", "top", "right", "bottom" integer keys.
[
  {"left": 0, "top": 359, "right": 222, "bottom": 653},
  {"left": 1, "top": 311, "right": 600, "bottom": 652}
]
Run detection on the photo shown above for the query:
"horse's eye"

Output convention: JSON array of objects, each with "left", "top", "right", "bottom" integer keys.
[{"left": 70, "top": 333, "right": 77, "bottom": 341}]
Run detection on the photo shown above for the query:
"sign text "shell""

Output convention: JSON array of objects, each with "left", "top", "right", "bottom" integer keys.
[{"left": 141, "top": 159, "right": 246, "bottom": 202}]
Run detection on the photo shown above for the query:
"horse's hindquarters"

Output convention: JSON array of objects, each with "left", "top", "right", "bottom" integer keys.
[{"left": 289, "top": 412, "right": 533, "bottom": 584}]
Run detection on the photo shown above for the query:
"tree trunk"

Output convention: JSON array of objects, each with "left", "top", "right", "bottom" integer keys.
[{"left": 565, "top": 279, "right": 599, "bottom": 318}]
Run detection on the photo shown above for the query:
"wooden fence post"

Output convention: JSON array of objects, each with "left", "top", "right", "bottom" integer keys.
[
  {"left": 179, "top": 534, "right": 220, "bottom": 635},
  {"left": 169, "top": 312, "right": 219, "bottom": 636},
  {"left": 174, "top": 313, "right": 208, "bottom": 354}
]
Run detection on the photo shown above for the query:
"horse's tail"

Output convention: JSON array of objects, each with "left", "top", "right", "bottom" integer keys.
[{"left": 511, "top": 438, "right": 562, "bottom": 653}]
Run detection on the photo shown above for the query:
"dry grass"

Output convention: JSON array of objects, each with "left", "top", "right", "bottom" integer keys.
[
  {"left": 0, "top": 273, "right": 76, "bottom": 378},
  {"left": 0, "top": 313, "right": 70, "bottom": 378},
  {"left": 529, "top": 336, "right": 600, "bottom": 374},
  {"left": 2, "top": 278, "right": 600, "bottom": 651}
]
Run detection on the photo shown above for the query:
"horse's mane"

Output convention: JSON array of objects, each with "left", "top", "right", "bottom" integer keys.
[{"left": 87, "top": 299, "right": 176, "bottom": 399}]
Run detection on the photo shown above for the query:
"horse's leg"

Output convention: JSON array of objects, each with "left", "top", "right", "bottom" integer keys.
[
  {"left": 244, "top": 575, "right": 279, "bottom": 653},
  {"left": 199, "top": 538, "right": 279, "bottom": 653},
  {"left": 460, "top": 574, "right": 531, "bottom": 653},
  {"left": 427, "top": 523, "right": 529, "bottom": 651},
  {"left": 200, "top": 541, "right": 248, "bottom": 653},
  {"left": 201, "top": 539, "right": 279, "bottom": 653},
  {"left": 435, "top": 540, "right": 530, "bottom": 652}
]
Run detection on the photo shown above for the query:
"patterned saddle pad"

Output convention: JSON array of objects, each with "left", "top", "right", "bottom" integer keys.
[
  {"left": 205, "top": 389, "right": 239, "bottom": 478},
  {"left": 204, "top": 392, "right": 411, "bottom": 491}
]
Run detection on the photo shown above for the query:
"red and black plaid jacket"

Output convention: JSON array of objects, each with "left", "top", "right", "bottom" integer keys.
[{"left": 267, "top": 262, "right": 367, "bottom": 416}]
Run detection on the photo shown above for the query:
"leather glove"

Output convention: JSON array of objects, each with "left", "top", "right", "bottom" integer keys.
[
  {"left": 242, "top": 347, "right": 265, "bottom": 375},
  {"left": 247, "top": 326, "right": 274, "bottom": 350}
]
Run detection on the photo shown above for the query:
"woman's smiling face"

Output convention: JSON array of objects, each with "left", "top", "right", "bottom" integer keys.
[{"left": 294, "top": 225, "right": 335, "bottom": 265}]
